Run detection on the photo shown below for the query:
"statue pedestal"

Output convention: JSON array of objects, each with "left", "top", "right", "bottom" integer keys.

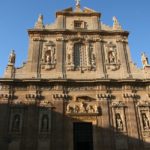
[
  {"left": 4, "top": 64, "right": 15, "bottom": 78},
  {"left": 144, "top": 65, "right": 150, "bottom": 70}
]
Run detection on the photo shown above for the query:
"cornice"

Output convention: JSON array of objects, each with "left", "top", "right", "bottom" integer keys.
[
  {"left": 28, "top": 29, "right": 129, "bottom": 37},
  {"left": 0, "top": 78, "right": 150, "bottom": 84},
  {"left": 55, "top": 11, "right": 101, "bottom": 18}
]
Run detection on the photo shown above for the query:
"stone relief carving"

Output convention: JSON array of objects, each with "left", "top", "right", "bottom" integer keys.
[
  {"left": 41, "top": 41, "right": 56, "bottom": 70},
  {"left": 105, "top": 42, "right": 120, "bottom": 71},
  {"left": 66, "top": 102, "right": 99, "bottom": 114},
  {"left": 66, "top": 42, "right": 96, "bottom": 72},
  {"left": 66, "top": 96, "right": 99, "bottom": 115}
]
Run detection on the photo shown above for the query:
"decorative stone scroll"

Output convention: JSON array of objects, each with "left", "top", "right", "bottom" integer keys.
[
  {"left": 123, "top": 93, "right": 138, "bottom": 99},
  {"left": 52, "top": 94, "right": 70, "bottom": 101},
  {"left": 41, "top": 41, "right": 56, "bottom": 70},
  {"left": 26, "top": 91, "right": 42, "bottom": 99},
  {"left": 111, "top": 101, "right": 127, "bottom": 132},
  {"left": 0, "top": 90, "right": 14, "bottom": 104},
  {"left": 38, "top": 100, "right": 53, "bottom": 108},
  {"left": 97, "top": 93, "right": 112, "bottom": 100},
  {"left": 105, "top": 42, "right": 120, "bottom": 71},
  {"left": 11, "top": 99, "right": 36, "bottom": 105}
]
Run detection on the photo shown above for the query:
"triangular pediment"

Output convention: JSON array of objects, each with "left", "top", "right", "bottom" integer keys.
[
  {"left": 62, "top": 7, "right": 73, "bottom": 12},
  {"left": 83, "top": 7, "right": 97, "bottom": 13}
]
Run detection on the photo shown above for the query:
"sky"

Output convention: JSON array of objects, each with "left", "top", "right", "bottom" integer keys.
[{"left": 0, "top": 0, "right": 150, "bottom": 77}]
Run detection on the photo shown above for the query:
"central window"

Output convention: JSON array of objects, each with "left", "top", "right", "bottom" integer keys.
[
  {"left": 74, "top": 21, "right": 82, "bottom": 29},
  {"left": 74, "top": 43, "right": 86, "bottom": 70}
]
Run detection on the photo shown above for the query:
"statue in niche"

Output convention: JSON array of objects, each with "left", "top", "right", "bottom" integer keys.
[
  {"left": 88, "top": 43, "right": 96, "bottom": 70},
  {"left": 9, "top": 50, "right": 16, "bottom": 64},
  {"left": 91, "top": 53, "right": 96, "bottom": 66},
  {"left": 108, "top": 47, "right": 117, "bottom": 63},
  {"left": 41, "top": 114, "right": 49, "bottom": 132},
  {"left": 12, "top": 114, "right": 20, "bottom": 132},
  {"left": 43, "top": 42, "right": 56, "bottom": 66},
  {"left": 67, "top": 44, "right": 74, "bottom": 65},
  {"left": 141, "top": 53, "right": 149, "bottom": 67},
  {"left": 45, "top": 51, "right": 51, "bottom": 63},
  {"left": 141, "top": 113, "right": 150, "bottom": 130},
  {"left": 115, "top": 113, "right": 123, "bottom": 131}
]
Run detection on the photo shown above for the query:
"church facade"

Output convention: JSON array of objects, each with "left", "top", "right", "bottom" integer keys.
[{"left": 0, "top": 2, "right": 150, "bottom": 150}]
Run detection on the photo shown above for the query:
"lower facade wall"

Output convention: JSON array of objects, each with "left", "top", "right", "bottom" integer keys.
[{"left": 0, "top": 85, "right": 150, "bottom": 150}]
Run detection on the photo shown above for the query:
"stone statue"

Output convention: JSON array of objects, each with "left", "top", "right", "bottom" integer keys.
[
  {"left": 38, "top": 14, "right": 43, "bottom": 23},
  {"left": 108, "top": 49, "right": 117, "bottom": 63},
  {"left": 75, "top": 0, "right": 80, "bottom": 6},
  {"left": 35, "top": 14, "right": 44, "bottom": 29},
  {"left": 113, "top": 16, "right": 122, "bottom": 30},
  {"left": 45, "top": 52, "right": 51, "bottom": 63},
  {"left": 12, "top": 114, "right": 20, "bottom": 131},
  {"left": 141, "top": 53, "right": 149, "bottom": 67},
  {"left": 113, "top": 16, "right": 119, "bottom": 26},
  {"left": 142, "top": 113, "right": 150, "bottom": 130},
  {"left": 41, "top": 115, "right": 49, "bottom": 132},
  {"left": 9, "top": 50, "right": 16, "bottom": 64},
  {"left": 115, "top": 113, "right": 123, "bottom": 131}
]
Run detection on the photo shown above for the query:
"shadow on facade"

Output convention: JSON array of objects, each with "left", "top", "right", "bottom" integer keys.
[{"left": 0, "top": 102, "right": 149, "bottom": 150}]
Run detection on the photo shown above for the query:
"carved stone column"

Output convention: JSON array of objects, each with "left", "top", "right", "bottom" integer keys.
[
  {"left": 56, "top": 38, "right": 64, "bottom": 78},
  {"left": 95, "top": 40, "right": 105, "bottom": 78},
  {"left": 27, "top": 38, "right": 43, "bottom": 77},
  {"left": 117, "top": 40, "right": 131, "bottom": 78}
]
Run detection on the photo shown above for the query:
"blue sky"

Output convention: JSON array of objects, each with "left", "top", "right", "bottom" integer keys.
[{"left": 0, "top": 0, "right": 150, "bottom": 77}]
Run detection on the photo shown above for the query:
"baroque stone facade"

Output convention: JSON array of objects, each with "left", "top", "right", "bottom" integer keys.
[{"left": 0, "top": 2, "right": 150, "bottom": 150}]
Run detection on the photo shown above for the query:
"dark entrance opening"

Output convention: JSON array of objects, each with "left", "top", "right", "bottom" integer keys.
[{"left": 73, "top": 122, "right": 93, "bottom": 150}]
